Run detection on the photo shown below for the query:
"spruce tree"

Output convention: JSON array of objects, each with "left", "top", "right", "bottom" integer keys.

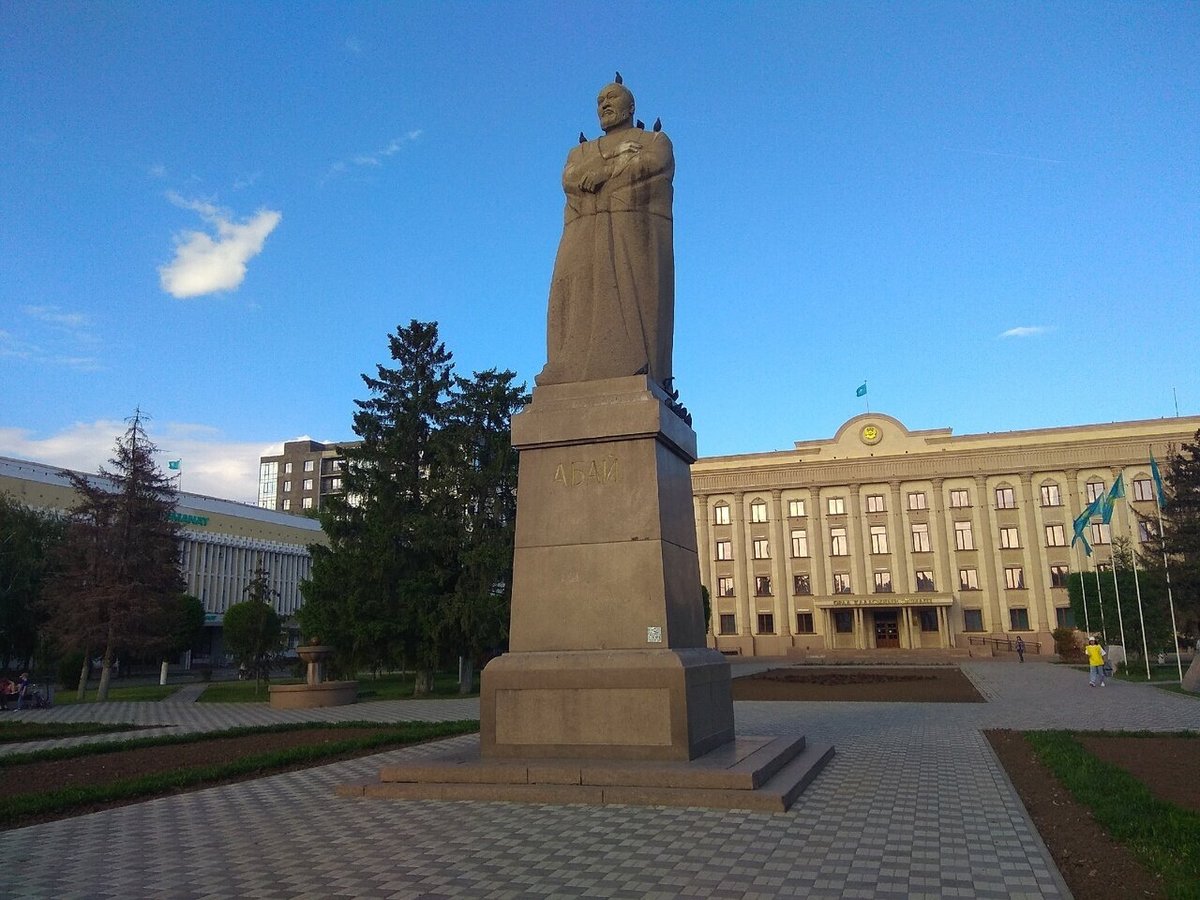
[
  {"left": 301, "top": 321, "right": 454, "bottom": 687},
  {"left": 1138, "top": 429, "right": 1200, "bottom": 637},
  {"left": 43, "top": 410, "right": 184, "bottom": 700}
]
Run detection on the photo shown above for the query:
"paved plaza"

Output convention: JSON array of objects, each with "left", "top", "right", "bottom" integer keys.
[{"left": 4, "top": 660, "right": 1199, "bottom": 899}]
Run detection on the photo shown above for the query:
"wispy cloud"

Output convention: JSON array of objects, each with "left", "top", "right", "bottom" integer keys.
[
  {"left": 322, "top": 131, "right": 423, "bottom": 183},
  {"left": 158, "top": 193, "right": 282, "bottom": 299},
  {"left": 0, "top": 420, "right": 290, "bottom": 504},
  {"left": 999, "top": 325, "right": 1052, "bottom": 339},
  {"left": 148, "top": 163, "right": 167, "bottom": 179},
  {"left": 2, "top": 307, "right": 102, "bottom": 370},
  {"left": 232, "top": 171, "right": 262, "bottom": 191}
]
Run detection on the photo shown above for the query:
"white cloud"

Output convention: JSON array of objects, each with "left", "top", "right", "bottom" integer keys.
[
  {"left": 2, "top": 307, "right": 101, "bottom": 369},
  {"left": 0, "top": 420, "right": 288, "bottom": 504},
  {"left": 148, "top": 163, "right": 167, "bottom": 179},
  {"left": 23, "top": 305, "right": 91, "bottom": 330},
  {"left": 999, "top": 326, "right": 1051, "bottom": 339},
  {"left": 158, "top": 193, "right": 282, "bottom": 299}
]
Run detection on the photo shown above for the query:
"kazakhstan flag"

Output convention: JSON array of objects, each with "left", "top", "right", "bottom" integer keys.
[{"left": 856, "top": 382, "right": 867, "bottom": 397}]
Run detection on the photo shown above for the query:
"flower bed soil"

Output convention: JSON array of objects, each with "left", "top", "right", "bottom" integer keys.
[{"left": 732, "top": 666, "right": 985, "bottom": 702}]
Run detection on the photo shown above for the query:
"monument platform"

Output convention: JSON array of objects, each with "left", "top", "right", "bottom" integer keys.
[{"left": 337, "top": 733, "right": 834, "bottom": 812}]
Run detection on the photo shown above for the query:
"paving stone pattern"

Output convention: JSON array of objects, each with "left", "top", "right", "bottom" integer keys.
[{"left": 4, "top": 661, "right": 1199, "bottom": 898}]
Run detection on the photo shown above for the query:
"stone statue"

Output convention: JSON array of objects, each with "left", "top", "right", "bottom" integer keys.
[{"left": 535, "top": 79, "right": 675, "bottom": 387}]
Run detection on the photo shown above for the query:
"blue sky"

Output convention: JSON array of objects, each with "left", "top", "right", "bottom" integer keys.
[{"left": 3, "top": 2, "right": 1197, "bottom": 503}]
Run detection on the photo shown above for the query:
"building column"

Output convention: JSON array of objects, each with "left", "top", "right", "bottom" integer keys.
[
  {"left": 730, "top": 491, "right": 751, "bottom": 636},
  {"left": 929, "top": 477, "right": 953, "bottom": 593},
  {"left": 937, "top": 607, "right": 949, "bottom": 648},
  {"left": 854, "top": 608, "right": 865, "bottom": 649},
  {"left": 900, "top": 606, "right": 912, "bottom": 649},
  {"left": 847, "top": 485, "right": 869, "bottom": 596},
  {"left": 1018, "top": 471, "right": 1050, "bottom": 635},
  {"left": 888, "top": 479, "right": 910, "bottom": 592},
  {"left": 769, "top": 489, "right": 788, "bottom": 637},
  {"left": 810, "top": 490, "right": 829, "bottom": 594},
  {"left": 694, "top": 494, "right": 715, "bottom": 639},
  {"left": 974, "top": 475, "right": 1004, "bottom": 635}
]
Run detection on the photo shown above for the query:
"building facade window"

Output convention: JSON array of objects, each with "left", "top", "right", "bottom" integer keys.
[
  {"left": 908, "top": 492, "right": 927, "bottom": 510},
  {"left": 757, "top": 612, "right": 775, "bottom": 633},
  {"left": 911, "top": 523, "right": 931, "bottom": 553},
  {"left": 795, "top": 612, "right": 815, "bottom": 633},
  {"left": 874, "top": 571, "right": 893, "bottom": 593},
  {"left": 716, "top": 540, "right": 732, "bottom": 560},
  {"left": 995, "top": 486, "right": 1016, "bottom": 509},
  {"left": 718, "top": 614, "right": 736, "bottom": 635},
  {"left": 717, "top": 576, "right": 735, "bottom": 597},
  {"left": 750, "top": 500, "right": 768, "bottom": 523},
  {"left": 793, "top": 573, "right": 812, "bottom": 595},
  {"left": 1009, "top": 608, "right": 1031, "bottom": 631},
  {"left": 282, "top": 498, "right": 291, "bottom": 511},
  {"left": 1005, "top": 566, "right": 1025, "bottom": 589},
  {"left": 1050, "top": 564, "right": 1069, "bottom": 588},
  {"left": 963, "top": 609, "right": 984, "bottom": 632},
  {"left": 1045, "top": 524, "right": 1066, "bottom": 547},
  {"left": 949, "top": 489, "right": 970, "bottom": 508},
  {"left": 833, "top": 573, "right": 852, "bottom": 594},
  {"left": 302, "top": 497, "right": 313, "bottom": 510},
  {"left": 829, "top": 527, "right": 848, "bottom": 556},
  {"left": 1090, "top": 523, "right": 1112, "bottom": 545},
  {"left": 1040, "top": 483, "right": 1062, "bottom": 507},
  {"left": 866, "top": 494, "right": 886, "bottom": 513},
  {"left": 790, "top": 530, "right": 809, "bottom": 558},
  {"left": 954, "top": 521, "right": 975, "bottom": 551},
  {"left": 753, "top": 539, "right": 770, "bottom": 559},
  {"left": 304, "top": 460, "right": 315, "bottom": 472},
  {"left": 1133, "top": 478, "right": 1154, "bottom": 502},
  {"left": 870, "top": 525, "right": 889, "bottom": 554},
  {"left": 959, "top": 567, "right": 979, "bottom": 590},
  {"left": 284, "top": 462, "right": 293, "bottom": 474},
  {"left": 999, "top": 526, "right": 1020, "bottom": 549},
  {"left": 918, "top": 609, "right": 939, "bottom": 632},
  {"left": 713, "top": 503, "right": 730, "bottom": 525},
  {"left": 1055, "top": 607, "right": 1076, "bottom": 629},
  {"left": 283, "top": 480, "right": 292, "bottom": 492},
  {"left": 1086, "top": 481, "right": 1106, "bottom": 503},
  {"left": 827, "top": 497, "right": 845, "bottom": 515},
  {"left": 834, "top": 611, "right": 854, "bottom": 633},
  {"left": 1137, "top": 520, "right": 1155, "bottom": 542},
  {"left": 915, "top": 570, "right": 935, "bottom": 591},
  {"left": 754, "top": 575, "right": 772, "bottom": 596},
  {"left": 303, "top": 478, "right": 314, "bottom": 491},
  {"left": 787, "top": 498, "right": 806, "bottom": 517}
]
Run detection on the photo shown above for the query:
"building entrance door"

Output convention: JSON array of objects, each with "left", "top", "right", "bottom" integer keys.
[{"left": 874, "top": 611, "right": 900, "bottom": 648}]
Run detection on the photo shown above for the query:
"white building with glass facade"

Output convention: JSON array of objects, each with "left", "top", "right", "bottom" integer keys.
[{"left": 1, "top": 455, "right": 325, "bottom": 665}]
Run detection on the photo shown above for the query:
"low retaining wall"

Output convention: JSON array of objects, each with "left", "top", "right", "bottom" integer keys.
[{"left": 268, "top": 680, "right": 358, "bottom": 709}]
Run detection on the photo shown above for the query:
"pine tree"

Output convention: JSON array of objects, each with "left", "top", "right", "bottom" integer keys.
[{"left": 42, "top": 410, "right": 184, "bottom": 700}]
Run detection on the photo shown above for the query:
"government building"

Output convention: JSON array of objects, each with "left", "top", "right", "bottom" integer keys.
[
  {"left": 692, "top": 413, "right": 1199, "bottom": 658},
  {"left": 1, "top": 456, "right": 325, "bottom": 666}
]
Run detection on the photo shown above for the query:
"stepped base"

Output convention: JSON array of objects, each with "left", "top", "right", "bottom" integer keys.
[{"left": 338, "top": 734, "right": 833, "bottom": 813}]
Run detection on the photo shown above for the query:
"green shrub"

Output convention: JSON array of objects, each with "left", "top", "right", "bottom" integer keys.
[
  {"left": 1052, "top": 627, "right": 1084, "bottom": 662},
  {"left": 57, "top": 651, "right": 86, "bottom": 689}
]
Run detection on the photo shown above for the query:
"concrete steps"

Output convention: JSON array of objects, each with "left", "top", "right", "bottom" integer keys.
[{"left": 338, "top": 734, "right": 834, "bottom": 813}]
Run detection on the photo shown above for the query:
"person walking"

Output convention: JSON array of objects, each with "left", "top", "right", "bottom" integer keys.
[
  {"left": 1015, "top": 636, "right": 1026, "bottom": 663},
  {"left": 1085, "top": 637, "right": 1107, "bottom": 687}
]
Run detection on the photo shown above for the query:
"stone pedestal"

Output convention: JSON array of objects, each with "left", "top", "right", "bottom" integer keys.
[{"left": 480, "top": 376, "right": 734, "bottom": 761}]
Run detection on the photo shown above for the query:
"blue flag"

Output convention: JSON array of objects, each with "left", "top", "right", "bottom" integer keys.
[
  {"left": 168, "top": 459, "right": 181, "bottom": 471},
  {"left": 1072, "top": 493, "right": 1104, "bottom": 550},
  {"left": 856, "top": 382, "right": 867, "bottom": 397},
  {"left": 1100, "top": 473, "right": 1124, "bottom": 525},
  {"left": 1150, "top": 454, "right": 1167, "bottom": 507}
]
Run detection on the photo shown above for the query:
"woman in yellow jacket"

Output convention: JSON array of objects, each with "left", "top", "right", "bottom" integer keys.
[{"left": 1085, "top": 637, "right": 1107, "bottom": 687}]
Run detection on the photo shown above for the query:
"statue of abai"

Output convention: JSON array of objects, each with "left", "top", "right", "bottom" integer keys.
[{"left": 535, "top": 77, "right": 675, "bottom": 388}]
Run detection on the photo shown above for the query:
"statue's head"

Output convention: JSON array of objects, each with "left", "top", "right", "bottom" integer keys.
[{"left": 597, "top": 82, "right": 635, "bottom": 133}]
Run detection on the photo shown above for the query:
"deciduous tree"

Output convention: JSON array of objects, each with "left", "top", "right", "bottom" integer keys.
[
  {"left": 223, "top": 566, "right": 282, "bottom": 691},
  {"left": 0, "top": 495, "right": 65, "bottom": 671}
]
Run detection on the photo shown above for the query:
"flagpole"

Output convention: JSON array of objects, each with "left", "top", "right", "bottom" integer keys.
[
  {"left": 1093, "top": 564, "right": 1108, "bottom": 645},
  {"left": 1077, "top": 547, "right": 1091, "bottom": 636},
  {"left": 1151, "top": 447, "right": 1184, "bottom": 683},
  {"left": 1122, "top": 493, "right": 1151, "bottom": 680}
]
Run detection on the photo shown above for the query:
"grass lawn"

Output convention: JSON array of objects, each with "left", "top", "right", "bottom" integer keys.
[
  {"left": 52, "top": 684, "right": 182, "bottom": 705},
  {"left": 1025, "top": 730, "right": 1200, "bottom": 898},
  {"left": 197, "top": 671, "right": 474, "bottom": 703}
]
